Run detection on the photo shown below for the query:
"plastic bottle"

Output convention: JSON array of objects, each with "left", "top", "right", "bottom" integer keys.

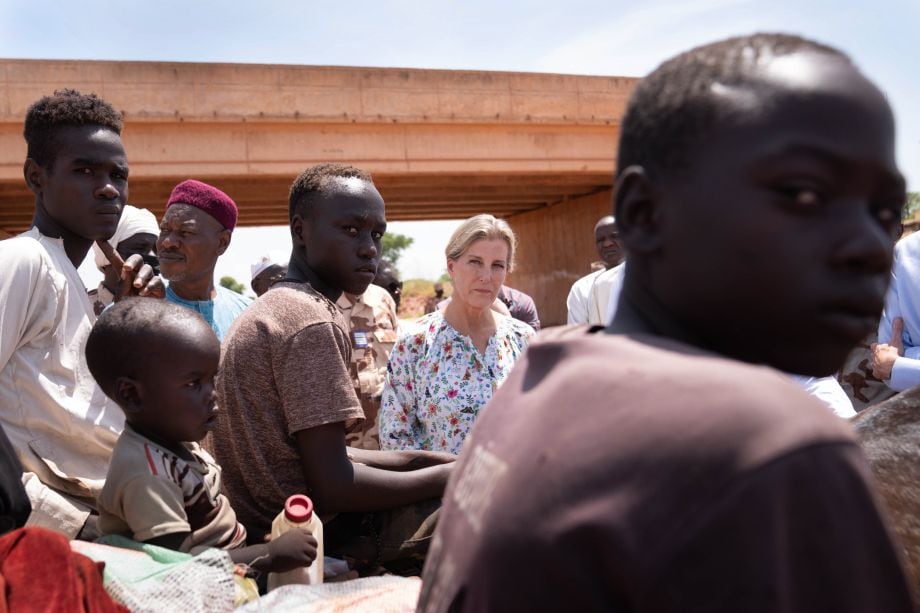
[{"left": 266, "top": 494, "right": 324, "bottom": 590}]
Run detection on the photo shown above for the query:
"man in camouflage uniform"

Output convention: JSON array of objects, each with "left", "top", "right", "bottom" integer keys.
[{"left": 337, "top": 283, "right": 399, "bottom": 449}]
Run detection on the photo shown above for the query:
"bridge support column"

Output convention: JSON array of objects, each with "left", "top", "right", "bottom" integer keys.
[{"left": 507, "top": 189, "right": 613, "bottom": 327}]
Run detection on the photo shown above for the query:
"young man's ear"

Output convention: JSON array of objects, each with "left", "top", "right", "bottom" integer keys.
[
  {"left": 291, "top": 212, "right": 313, "bottom": 249},
  {"left": 22, "top": 158, "right": 46, "bottom": 195},
  {"left": 612, "top": 166, "right": 664, "bottom": 255},
  {"left": 114, "top": 376, "right": 143, "bottom": 415}
]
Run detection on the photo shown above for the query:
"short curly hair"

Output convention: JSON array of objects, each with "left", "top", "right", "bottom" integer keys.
[
  {"left": 85, "top": 298, "right": 207, "bottom": 399},
  {"left": 616, "top": 33, "right": 850, "bottom": 181},
  {"left": 288, "top": 163, "right": 373, "bottom": 221},
  {"left": 24, "top": 88, "right": 123, "bottom": 169}
]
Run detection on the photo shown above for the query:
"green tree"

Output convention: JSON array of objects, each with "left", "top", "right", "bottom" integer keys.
[
  {"left": 381, "top": 232, "right": 414, "bottom": 265},
  {"left": 219, "top": 275, "right": 246, "bottom": 295},
  {"left": 905, "top": 191, "right": 920, "bottom": 220}
]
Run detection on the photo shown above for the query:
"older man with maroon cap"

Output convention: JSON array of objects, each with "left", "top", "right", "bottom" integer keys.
[{"left": 157, "top": 179, "right": 251, "bottom": 340}]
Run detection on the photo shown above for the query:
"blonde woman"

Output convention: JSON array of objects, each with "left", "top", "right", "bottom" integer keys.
[{"left": 379, "top": 214, "right": 535, "bottom": 454}]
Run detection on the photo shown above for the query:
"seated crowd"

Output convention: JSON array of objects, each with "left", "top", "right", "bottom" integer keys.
[{"left": 2, "top": 31, "right": 920, "bottom": 612}]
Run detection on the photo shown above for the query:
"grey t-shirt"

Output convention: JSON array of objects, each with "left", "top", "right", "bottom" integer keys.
[{"left": 214, "top": 282, "right": 363, "bottom": 538}]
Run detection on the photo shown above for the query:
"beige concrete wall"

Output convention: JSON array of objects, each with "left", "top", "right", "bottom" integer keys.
[
  {"left": 0, "top": 59, "right": 631, "bottom": 181},
  {"left": 0, "top": 60, "right": 633, "bottom": 124},
  {"left": 507, "top": 189, "right": 613, "bottom": 327},
  {"left": 0, "top": 59, "right": 634, "bottom": 233}
]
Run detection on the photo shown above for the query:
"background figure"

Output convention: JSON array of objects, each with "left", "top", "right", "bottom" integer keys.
[
  {"left": 873, "top": 231, "right": 920, "bottom": 390},
  {"left": 496, "top": 285, "right": 540, "bottom": 330},
  {"left": 89, "top": 204, "right": 159, "bottom": 314},
  {"left": 372, "top": 259, "right": 402, "bottom": 311},
  {"left": 250, "top": 250, "right": 288, "bottom": 297},
  {"left": 424, "top": 283, "right": 444, "bottom": 314},
  {"left": 159, "top": 179, "right": 251, "bottom": 340},
  {"left": 338, "top": 282, "right": 400, "bottom": 450},
  {"left": 379, "top": 214, "right": 535, "bottom": 454},
  {"left": 567, "top": 215, "right": 624, "bottom": 325}
]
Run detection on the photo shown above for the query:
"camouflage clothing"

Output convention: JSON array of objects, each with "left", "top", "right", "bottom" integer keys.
[{"left": 337, "top": 284, "right": 400, "bottom": 450}]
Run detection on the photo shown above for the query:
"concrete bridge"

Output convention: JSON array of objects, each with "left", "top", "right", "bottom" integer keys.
[{"left": 0, "top": 59, "right": 636, "bottom": 324}]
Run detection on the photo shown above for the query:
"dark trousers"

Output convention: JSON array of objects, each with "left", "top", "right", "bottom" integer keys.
[{"left": 325, "top": 498, "right": 441, "bottom": 574}]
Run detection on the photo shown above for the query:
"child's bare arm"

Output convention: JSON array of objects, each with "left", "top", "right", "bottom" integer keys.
[
  {"left": 296, "top": 422, "right": 452, "bottom": 514},
  {"left": 229, "top": 529, "right": 318, "bottom": 573},
  {"left": 146, "top": 529, "right": 318, "bottom": 573}
]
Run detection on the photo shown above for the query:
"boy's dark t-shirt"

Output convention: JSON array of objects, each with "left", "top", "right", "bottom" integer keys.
[
  {"left": 418, "top": 327, "right": 914, "bottom": 612},
  {"left": 214, "top": 282, "right": 364, "bottom": 538}
]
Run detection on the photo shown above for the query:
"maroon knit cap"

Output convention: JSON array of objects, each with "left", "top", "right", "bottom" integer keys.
[{"left": 166, "top": 179, "right": 238, "bottom": 231}]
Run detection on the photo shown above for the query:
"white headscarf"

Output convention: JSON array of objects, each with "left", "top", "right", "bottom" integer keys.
[
  {"left": 92, "top": 205, "right": 160, "bottom": 270},
  {"left": 250, "top": 250, "right": 289, "bottom": 280}
]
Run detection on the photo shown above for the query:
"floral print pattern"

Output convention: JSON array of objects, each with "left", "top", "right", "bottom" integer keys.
[{"left": 379, "top": 311, "right": 535, "bottom": 454}]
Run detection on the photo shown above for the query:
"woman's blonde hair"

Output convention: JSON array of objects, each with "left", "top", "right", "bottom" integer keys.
[{"left": 445, "top": 214, "right": 516, "bottom": 272}]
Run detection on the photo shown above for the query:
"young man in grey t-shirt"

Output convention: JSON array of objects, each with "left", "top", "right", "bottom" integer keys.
[{"left": 216, "top": 164, "right": 454, "bottom": 571}]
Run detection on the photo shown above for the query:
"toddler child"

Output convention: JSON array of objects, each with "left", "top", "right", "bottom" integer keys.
[{"left": 86, "top": 298, "right": 316, "bottom": 575}]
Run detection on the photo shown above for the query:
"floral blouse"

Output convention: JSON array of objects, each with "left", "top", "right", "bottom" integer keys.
[{"left": 379, "top": 311, "right": 535, "bottom": 454}]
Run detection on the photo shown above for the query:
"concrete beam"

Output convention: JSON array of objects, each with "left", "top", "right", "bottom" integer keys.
[{"left": 0, "top": 59, "right": 633, "bottom": 234}]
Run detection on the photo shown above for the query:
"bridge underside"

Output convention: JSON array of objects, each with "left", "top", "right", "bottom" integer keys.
[
  {"left": 0, "top": 59, "right": 635, "bottom": 323},
  {"left": 0, "top": 170, "right": 612, "bottom": 231}
]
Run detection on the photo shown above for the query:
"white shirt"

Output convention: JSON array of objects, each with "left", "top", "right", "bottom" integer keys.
[
  {"left": 567, "top": 264, "right": 625, "bottom": 326},
  {"left": 604, "top": 262, "right": 626, "bottom": 324},
  {"left": 599, "top": 260, "right": 854, "bottom": 417},
  {"left": 566, "top": 269, "right": 605, "bottom": 325},
  {"left": 879, "top": 232, "right": 920, "bottom": 391},
  {"left": 0, "top": 228, "right": 123, "bottom": 536},
  {"left": 787, "top": 375, "right": 856, "bottom": 418}
]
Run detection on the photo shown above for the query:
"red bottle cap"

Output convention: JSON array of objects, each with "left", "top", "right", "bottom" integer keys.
[{"left": 284, "top": 494, "right": 314, "bottom": 523}]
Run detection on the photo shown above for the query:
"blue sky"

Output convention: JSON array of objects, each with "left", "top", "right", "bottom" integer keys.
[{"left": 2, "top": 0, "right": 917, "bottom": 289}]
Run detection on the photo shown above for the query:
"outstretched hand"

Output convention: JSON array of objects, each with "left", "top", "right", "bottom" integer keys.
[{"left": 95, "top": 240, "right": 165, "bottom": 300}]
